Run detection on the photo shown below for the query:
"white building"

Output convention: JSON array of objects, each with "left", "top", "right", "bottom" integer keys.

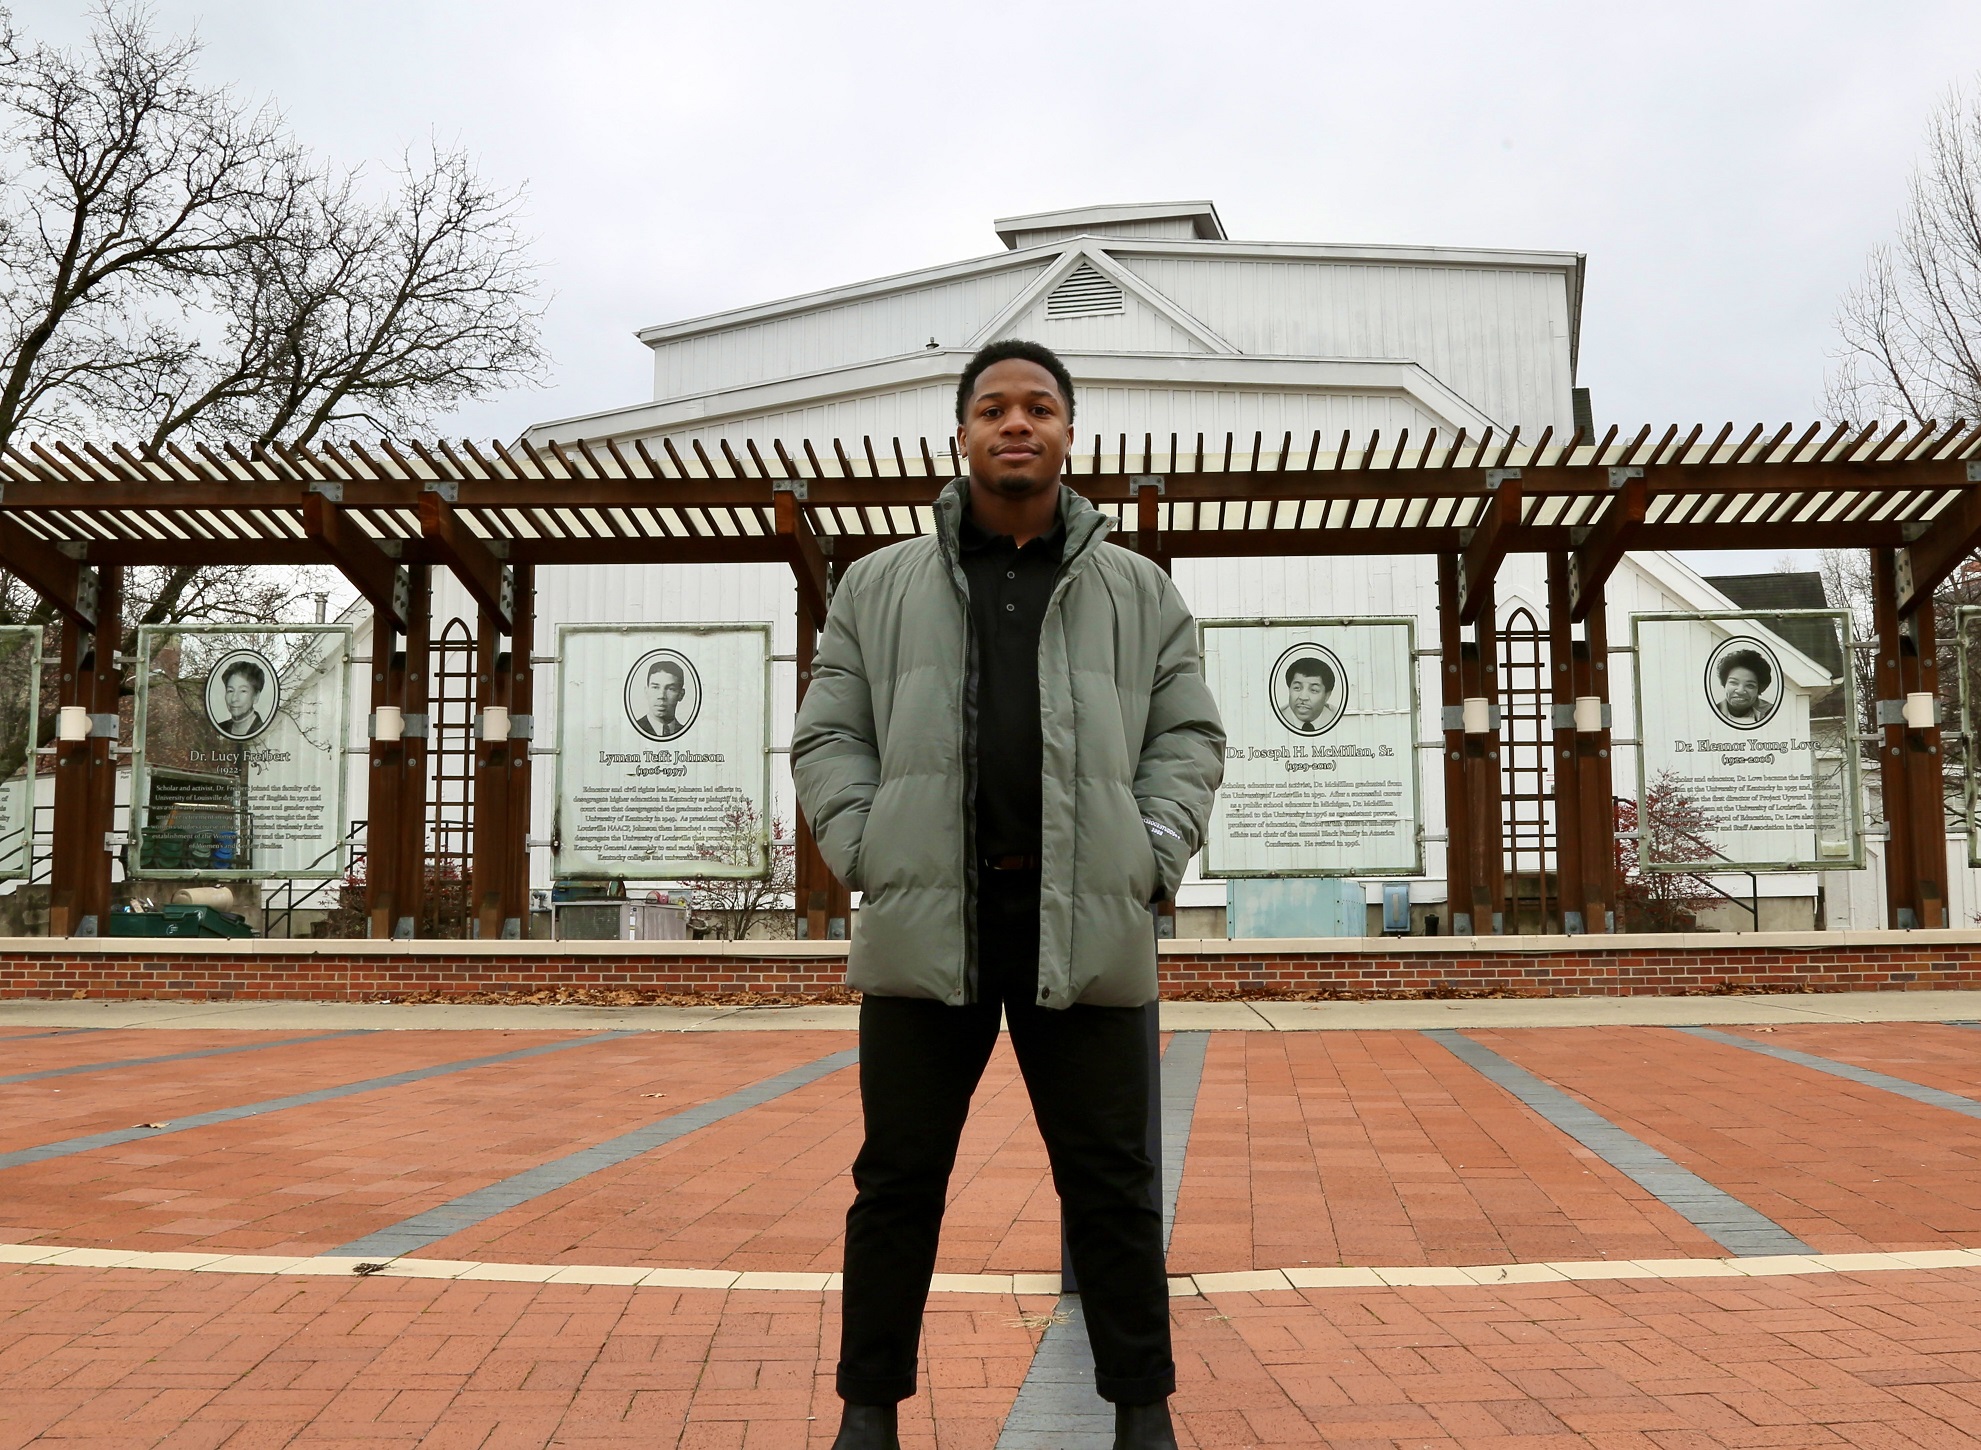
[{"left": 433, "top": 199, "right": 1874, "bottom": 934}]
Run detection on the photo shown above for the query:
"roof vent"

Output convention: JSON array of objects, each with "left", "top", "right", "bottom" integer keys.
[{"left": 1045, "top": 263, "right": 1125, "bottom": 319}]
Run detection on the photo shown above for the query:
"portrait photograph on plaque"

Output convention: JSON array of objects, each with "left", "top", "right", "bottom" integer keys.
[
  {"left": 1632, "top": 611, "right": 1859, "bottom": 872},
  {"left": 1200, "top": 618, "right": 1422, "bottom": 877},
  {"left": 624, "top": 648, "right": 701, "bottom": 742},
  {"left": 132, "top": 625, "right": 353, "bottom": 878},
  {"left": 554, "top": 624, "right": 771, "bottom": 879}
]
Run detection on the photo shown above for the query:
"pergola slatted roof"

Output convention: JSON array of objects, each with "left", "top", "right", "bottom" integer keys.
[{"left": 1, "top": 422, "right": 1977, "bottom": 570}]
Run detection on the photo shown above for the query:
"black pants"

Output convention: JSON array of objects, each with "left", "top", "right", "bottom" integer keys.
[{"left": 837, "top": 873, "right": 1174, "bottom": 1407}]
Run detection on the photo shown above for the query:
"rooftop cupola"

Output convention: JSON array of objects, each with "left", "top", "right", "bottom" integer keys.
[{"left": 993, "top": 200, "right": 1226, "bottom": 250}]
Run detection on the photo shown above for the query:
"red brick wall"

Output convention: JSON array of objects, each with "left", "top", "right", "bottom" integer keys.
[{"left": 5, "top": 937, "right": 1981, "bottom": 1001}]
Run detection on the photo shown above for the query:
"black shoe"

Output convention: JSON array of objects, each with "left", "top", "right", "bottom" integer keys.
[
  {"left": 831, "top": 1402, "right": 901, "bottom": 1450},
  {"left": 1114, "top": 1399, "right": 1179, "bottom": 1450}
]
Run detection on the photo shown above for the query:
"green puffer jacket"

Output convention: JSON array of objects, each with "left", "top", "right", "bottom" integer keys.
[{"left": 791, "top": 478, "right": 1224, "bottom": 1009}]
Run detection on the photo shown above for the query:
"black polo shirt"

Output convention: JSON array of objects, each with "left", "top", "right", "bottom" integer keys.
[{"left": 959, "top": 506, "right": 1065, "bottom": 862}]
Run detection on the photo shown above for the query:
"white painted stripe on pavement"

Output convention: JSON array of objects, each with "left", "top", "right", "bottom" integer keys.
[{"left": 6, "top": 1242, "right": 1981, "bottom": 1291}]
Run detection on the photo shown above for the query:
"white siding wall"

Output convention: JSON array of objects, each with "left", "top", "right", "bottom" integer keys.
[
  {"left": 1119, "top": 256, "right": 1574, "bottom": 432},
  {"left": 649, "top": 264, "right": 1050, "bottom": 401}
]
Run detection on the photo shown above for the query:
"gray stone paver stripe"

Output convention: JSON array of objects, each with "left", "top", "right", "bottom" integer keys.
[
  {"left": 0, "top": 1029, "right": 101, "bottom": 1043},
  {"left": 0, "top": 1031, "right": 370, "bottom": 1086},
  {"left": 0, "top": 1031, "right": 643, "bottom": 1172},
  {"left": 337, "top": 1047, "right": 860, "bottom": 1258},
  {"left": 998, "top": 1030, "right": 1211, "bottom": 1449},
  {"left": 1158, "top": 1031, "right": 1208, "bottom": 1254},
  {"left": 1681, "top": 1026, "right": 1981, "bottom": 1118},
  {"left": 1424, "top": 1028, "right": 1812, "bottom": 1257}
]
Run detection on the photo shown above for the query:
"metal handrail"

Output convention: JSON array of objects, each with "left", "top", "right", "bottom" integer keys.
[
  {"left": 1615, "top": 794, "right": 1760, "bottom": 928},
  {"left": 260, "top": 820, "right": 367, "bottom": 940}
]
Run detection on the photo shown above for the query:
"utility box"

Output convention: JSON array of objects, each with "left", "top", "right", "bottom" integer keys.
[
  {"left": 1226, "top": 878, "right": 1365, "bottom": 939},
  {"left": 108, "top": 904, "right": 254, "bottom": 939},
  {"left": 553, "top": 900, "right": 689, "bottom": 941},
  {"left": 1381, "top": 882, "right": 1413, "bottom": 935}
]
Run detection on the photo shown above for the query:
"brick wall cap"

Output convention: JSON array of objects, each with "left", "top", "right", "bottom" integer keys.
[
  {"left": 0, "top": 936, "right": 852, "bottom": 959},
  {"left": 1160, "top": 928, "right": 1981, "bottom": 956}
]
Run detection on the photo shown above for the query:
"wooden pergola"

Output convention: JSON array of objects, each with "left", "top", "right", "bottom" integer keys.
[{"left": 1, "top": 416, "right": 1974, "bottom": 938}]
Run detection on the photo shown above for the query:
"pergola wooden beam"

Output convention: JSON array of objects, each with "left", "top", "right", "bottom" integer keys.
[
  {"left": 1568, "top": 469, "right": 1648, "bottom": 621},
  {"left": 417, "top": 491, "right": 513, "bottom": 634},
  {"left": 773, "top": 487, "right": 831, "bottom": 622},
  {"left": 1896, "top": 466, "right": 1981, "bottom": 614},
  {"left": 1458, "top": 472, "right": 1521, "bottom": 624},
  {"left": 302, "top": 490, "right": 409, "bottom": 633},
  {"left": 0, "top": 516, "right": 95, "bottom": 626}
]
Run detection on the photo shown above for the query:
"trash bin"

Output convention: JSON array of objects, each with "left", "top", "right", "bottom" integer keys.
[{"left": 107, "top": 904, "right": 254, "bottom": 938}]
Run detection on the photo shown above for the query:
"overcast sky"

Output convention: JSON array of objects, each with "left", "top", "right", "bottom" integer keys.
[{"left": 17, "top": 1, "right": 1981, "bottom": 473}]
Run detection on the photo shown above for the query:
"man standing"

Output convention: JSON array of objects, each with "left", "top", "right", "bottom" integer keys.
[{"left": 793, "top": 339, "right": 1224, "bottom": 1449}]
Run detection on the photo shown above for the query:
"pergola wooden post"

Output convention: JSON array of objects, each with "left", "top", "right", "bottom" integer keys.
[
  {"left": 471, "top": 563, "right": 534, "bottom": 940},
  {"left": 1872, "top": 548, "right": 1947, "bottom": 929},
  {"left": 793, "top": 596, "right": 852, "bottom": 939},
  {"left": 780, "top": 482, "right": 852, "bottom": 939},
  {"left": 48, "top": 566, "right": 121, "bottom": 937},
  {"left": 367, "top": 565, "right": 432, "bottom": 938},
  {"left": 1570, "top": 578, "right": 1618, "bottom": 932},
  {"left": 1439, "top": 554, "right": 1504, "bottom": 934}
]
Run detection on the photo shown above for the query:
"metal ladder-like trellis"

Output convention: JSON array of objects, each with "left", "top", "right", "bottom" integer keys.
[
  {"left": 426, "top": 617, "right": 478, "bottom": 938},
  {"left": 1497, "top": 606, "right": 1559, "bottom": 933}
]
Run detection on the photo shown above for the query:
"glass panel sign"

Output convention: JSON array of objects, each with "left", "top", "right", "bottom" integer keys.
[
  {"left": 0, "top": 626, "right": 41, "bottom": 879},
  {"left": 1200, "top": 618, "right": 1422, "bottom": 877},
  {"left": 1631, "top": 611, "right": 1860, "bottom": 872},
  {"left": 1958, "top": 604, "right": 1981, "bottom": 868},
  {"left": 133, "top": 625, "right": 353, "bottom": 878},
  {"left": 553, "top": 623, "right": 771, "bottom": 879}
]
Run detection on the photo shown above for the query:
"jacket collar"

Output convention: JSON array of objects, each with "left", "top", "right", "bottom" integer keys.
[{"left": 934, "top": 476, "right": 1111, "bottom": 571}]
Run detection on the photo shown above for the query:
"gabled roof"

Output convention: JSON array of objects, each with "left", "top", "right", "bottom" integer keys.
[{"left": 631, "top": 227, "right": 1585, "bottom": 351}]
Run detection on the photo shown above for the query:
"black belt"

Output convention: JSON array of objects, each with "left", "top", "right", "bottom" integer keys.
[{"left": 981, "top": 854, "right": 1040, "bottom": 873}]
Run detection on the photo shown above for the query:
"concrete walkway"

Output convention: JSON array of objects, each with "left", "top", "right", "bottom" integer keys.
[{"left": 3, "top": 987, "right": 1980, "bottom": 1032}]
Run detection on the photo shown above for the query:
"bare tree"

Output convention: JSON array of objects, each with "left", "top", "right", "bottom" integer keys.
[
  {"left": 1831, "top": 81, "right": 1981, "bottom": 422},
  {"left": 683, "top": 804, "right": 797, "bottom": 941},
  {"left": 0, "top": 4, "right": 297, "bottom": 449},
  {"left": 0, "top": 5, "right": 544, "bottom": 452},
  {"left": 0, "top": 4, "right": 544, "bottom": 767}
]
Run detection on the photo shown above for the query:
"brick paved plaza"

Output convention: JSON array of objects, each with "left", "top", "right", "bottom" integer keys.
[{"left": 4, "top": 997, "right": 1981, "bottom": 1447}]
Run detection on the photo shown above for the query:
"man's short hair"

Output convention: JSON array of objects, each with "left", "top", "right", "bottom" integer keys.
[
  {"left": 955, "top": 339, "right": 1076, "bottom": 424},
  {"left": 1717, "top": 648, "right": 1772, "bottom": 693},
  {"left": 646, "top": 659, "right": 684, "bottom": 687},
  {"left": 1285, "top": 656, "right": 1336, "bottom": 694},
  {"left": 222, "top": 659, "right": 265, "bottom": 693}
]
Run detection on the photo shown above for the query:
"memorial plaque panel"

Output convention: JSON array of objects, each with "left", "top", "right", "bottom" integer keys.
[
  {"left": 1201, "top": 618, "right": 1422, "bottom": 877},
  {"left": 553, "top": 623, "right": 771, "bottom": 879}
]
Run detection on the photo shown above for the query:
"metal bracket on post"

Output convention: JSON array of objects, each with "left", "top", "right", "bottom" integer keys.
[
  {"left": 1129, "top": 475, "right": 1166, "bottom": 493},
  {"left": 74, "top": 567, "right": 100, "bottom": 628},
  {"left": 87, "top": 713, "right": 118, "bottom": 739},
  {"left": 422, "top": 479, "right": 460, "bottom": 503},
  {"left": 1608, "top": 465, "right": 1644, "bottom": 489},
  {"left": 1483, "top": 467, "right": 1521, "bottom": 490},
  {"left": 771, "top": 478, "right": 809, "bottom": 501},
  {"left": 1441, "top": 703, "right": 1501, "bottom": 732}
]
